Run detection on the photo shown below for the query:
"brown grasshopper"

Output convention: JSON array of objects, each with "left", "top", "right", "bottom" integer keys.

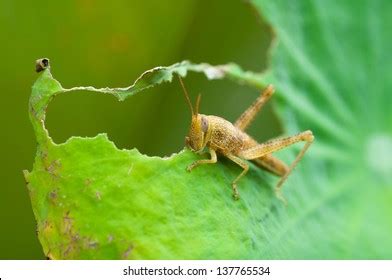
[{"left": 179, "top": 76, "right": 314, "bottom": 203}]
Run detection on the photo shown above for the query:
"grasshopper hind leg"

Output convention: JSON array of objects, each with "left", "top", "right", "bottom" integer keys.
[
  {"left": 252, "top": 155, "right": 289, "bottom": 177},
  {"left": 239, "top": 130, "right": 314, "bottom": 204}
]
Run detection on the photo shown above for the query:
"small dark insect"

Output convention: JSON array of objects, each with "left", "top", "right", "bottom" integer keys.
[{"left": 179, "top": 76, "right": 314, "bottom": 204}]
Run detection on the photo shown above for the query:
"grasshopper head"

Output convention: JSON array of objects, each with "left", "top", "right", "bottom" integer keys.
[
  {"left": 186, "top": 113, "right": 209, "bottom": 152},
  {"left": 178, "top": 76, "right": 209, "bottom": 152},
  {"left": 178, "top": 76, "right": 210, "bottom": 152}
]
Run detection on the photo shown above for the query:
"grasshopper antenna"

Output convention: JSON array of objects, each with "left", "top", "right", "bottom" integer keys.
[
  {"left": 195, "top": 94, "right": 201, "bottom": 115},
  {"left": 178, "top": 75, "right": 194, "bottom": 116}
]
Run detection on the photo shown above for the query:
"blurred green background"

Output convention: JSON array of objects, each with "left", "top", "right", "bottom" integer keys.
[{"left": 0, "top": 0, "right": 278, "bottom": 259}]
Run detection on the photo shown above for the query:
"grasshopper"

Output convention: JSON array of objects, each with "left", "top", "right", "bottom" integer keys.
[{"left": 179, "top": 76, "right": 314, "bottom": 203}]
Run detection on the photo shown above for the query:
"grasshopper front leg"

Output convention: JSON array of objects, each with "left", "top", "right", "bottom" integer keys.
[
  {"left": 225, "top": 154, "right": 249, "bottom": 200},
  {"left": 187, "top": 148, "right": 217, "bottom": 172}
]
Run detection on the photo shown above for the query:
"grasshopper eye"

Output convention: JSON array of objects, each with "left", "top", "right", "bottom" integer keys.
[{"left": 201, "top": 116, "right": 209, "bottom": 133}]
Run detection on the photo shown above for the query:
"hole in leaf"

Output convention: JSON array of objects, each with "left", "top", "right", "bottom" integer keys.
[{"left": 46, "top": 74, "right": 282, "bottom": 157}]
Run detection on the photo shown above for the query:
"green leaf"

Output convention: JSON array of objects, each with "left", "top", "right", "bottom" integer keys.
[
  {"left": 26, "top": 60, "right": 276, "bottom": 259},
  {"left": 250, "top": 0, "right": 392, "bottom": 258}
]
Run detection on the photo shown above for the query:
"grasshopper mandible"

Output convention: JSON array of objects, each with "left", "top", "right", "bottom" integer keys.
[{"left": 179, "top": 76, "right": 314, "bottom": 203}]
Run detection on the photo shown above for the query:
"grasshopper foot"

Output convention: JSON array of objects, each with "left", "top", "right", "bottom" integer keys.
[
  {"left": 232, "top": 183, "right": 240, "bottom": 200},
  {"left": 274, "top": 188, "right": 287, "bottom": 206},
  {"left": 186, "top": 164, "right": 194, "bottom": 172}
]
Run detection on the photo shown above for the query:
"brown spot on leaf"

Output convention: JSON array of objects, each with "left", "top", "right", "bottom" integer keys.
[
  {"left": 63, "top": 211, "right": 73, "bottom": 234},
  {"left": 122, "top": 245, "right": 134, "bottom": 259},
  {"left": 40, "top": 150, "right": 48, "bottom": 160},
  {"left": 85, "top": 178, "right": 93, "bottom": 186},
  {"left": 49, "top": 189, "right": 58, "bottom": 201},
  {"left": 83, "top": 178, "right": 94, "bottom": 192},
  {"left": 45, "top": 159, "right": 62, "bottom": 180},
  {"left": 86, "top": 238, "right": 99, "bottom": 249},
  {"left": 107, "top": 235, "right": 114, "bottom": 243}
]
